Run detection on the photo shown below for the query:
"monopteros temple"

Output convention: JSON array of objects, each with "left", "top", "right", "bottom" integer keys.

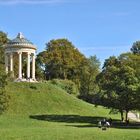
[{"left": 4, "top": 33, "right": 37, "bottom": 82}]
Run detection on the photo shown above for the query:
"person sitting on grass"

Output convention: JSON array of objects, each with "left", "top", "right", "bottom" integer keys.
[{"left": 98, "top": 118, "right": 110, "bottom": 129}]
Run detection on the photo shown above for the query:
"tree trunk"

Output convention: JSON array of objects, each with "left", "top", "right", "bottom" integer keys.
[
  {"left": 125, "top": 110, "right": 129, "bottom": 123},
  {"left": 120, "top": 110, "right": 124, "bottom": 121}
]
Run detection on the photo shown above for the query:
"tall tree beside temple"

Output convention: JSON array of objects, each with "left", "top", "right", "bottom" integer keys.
[
  {"left": 36, "top": 39, "right": 86, "bottom": 81},
  {"left": 0, "top": 31, "right": 8, "bottom": 72},
  {"left": 0, "top": 31, "right": 9, "bottom": 114}
]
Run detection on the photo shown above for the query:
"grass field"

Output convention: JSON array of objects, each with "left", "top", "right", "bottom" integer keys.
[{"left": 0, "top": 82, "right": 139, "bottom": 140}]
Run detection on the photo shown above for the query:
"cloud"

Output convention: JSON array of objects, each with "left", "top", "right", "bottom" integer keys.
[
  {"left": 80, "top": 45, "right": 130, "bottom": 52},
  {"left": 0, "top": 0, "right": 69, "bottom": 5},
  {"left": 97, "top": 11, "right": 131, "bottom": 19}
]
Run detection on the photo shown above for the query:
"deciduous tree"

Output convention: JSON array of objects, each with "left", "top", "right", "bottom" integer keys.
[
  {"left": 36, "top": 39, "right": 86, "bottom": 82},
  {"left": 79, "top": 55, "right": 100, "bottom": 103},
  {"left": 97, "top": 56, "right": 139, "bottom": 121},
  {"left": 0, "top": 31, "right": 9, "bottom": 114}
]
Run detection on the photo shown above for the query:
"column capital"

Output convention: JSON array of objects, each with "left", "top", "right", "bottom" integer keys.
[
  {"left": 10, "top": 53, "right": 13, "bottom": 57},
  {"left": 18, "top": 52, "right": 22, "bottom": 55}
]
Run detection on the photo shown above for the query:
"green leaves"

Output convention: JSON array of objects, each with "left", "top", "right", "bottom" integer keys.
[
  {"left": 37, "top": 38, "right": 86, "bottom": 80},
  {"left": 0, "top": 70, "right": 9, "bottom": 114},
  {"left": 97, "top": 55, "right": 140, "bottom": 120},
  {"left": 131, "top": 41, "right": 140, "bottom": 54},
  {"left": 0, "top": 31, "right": 9, "bottom": 114},
  {"left": 0, "top": 31, "right": 8, "bottom": 46}
]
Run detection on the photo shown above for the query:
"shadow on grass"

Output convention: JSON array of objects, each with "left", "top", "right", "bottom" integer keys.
[
  {"left": 111, "top": 121, "right": 140, "bottom": 129},
  {"left": 30, "top": 114, "right": 104, "bottom": 124},
  {"left": 29, "top": 114, "right": 140, "bottom": 129}
]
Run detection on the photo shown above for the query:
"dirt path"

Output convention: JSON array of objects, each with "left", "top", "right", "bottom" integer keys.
[{"left": 128, "top": 112, "right": 140, "bottom": 122}]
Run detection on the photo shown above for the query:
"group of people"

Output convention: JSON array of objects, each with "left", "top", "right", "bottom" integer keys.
[{"left": 98, "top": 118, "right": 112, "bottom": 130}]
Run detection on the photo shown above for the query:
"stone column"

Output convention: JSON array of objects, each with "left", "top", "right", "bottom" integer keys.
[
  {"left": 18, "top": 52, "right": 22, "bottom": 79},
  {"left": 32, "top": 53, "right": 35, "bottom": 80},
  {"left": 10, "top": 53, "right": 13, "bottom": 72},
  {"left": 27, "top": 52, "right": 31, "bottom": 79},
  {"left": 5, "top": 53, "right": 9, "bottom": 74}
]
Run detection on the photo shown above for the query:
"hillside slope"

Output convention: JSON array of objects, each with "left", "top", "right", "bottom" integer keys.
[
  {"left": 0, "top": 82, "right": 139, "bottom": 140},
  {"left": 5, "top": 82, "right": 115, "bottom": 118}
]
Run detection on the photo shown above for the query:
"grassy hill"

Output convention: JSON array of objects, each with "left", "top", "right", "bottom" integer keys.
[
  {"left": 5, "top": 82, "right": 115, "bottom": 117},
  {"left": 0, "top": 82, "right": 139, "bottom": 140}
]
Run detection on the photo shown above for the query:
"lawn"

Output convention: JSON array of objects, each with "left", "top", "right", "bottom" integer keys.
[
  {"left": 0, "top": 115, "right": 140, "bottom": 140},
  {"left": 0, "top": 82, "right": 139, "bottom": 140}
]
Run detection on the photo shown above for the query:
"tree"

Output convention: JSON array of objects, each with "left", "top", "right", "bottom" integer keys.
[
  {"left": 0, "top": 31, "right": 8, "bottom": 71},
  {"left": 79, "top": 55, "right": 100, "bottom": 103},
  {"left": 97, "top": 56, "right": 139, "bottom": 122},
  {"left": 119, "top": 52, "right": 140, "bottom": 81},
  {"left": 0, "top": 31, "right": 9, "bottom": 114},
  {"left": 36, "top": 39, "right": 86, "bottom": 82},
  {"left": 0, "top": 31, "right": 8, "bottom": 46},
  {"left": 36, "top": 51, "right": 48, "bottom": 80},
  {"left": 131, "top": 41, "right": 140, "bottom": 54}
]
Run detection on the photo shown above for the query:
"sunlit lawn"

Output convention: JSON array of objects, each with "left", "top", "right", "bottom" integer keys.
[{"left": 0, "top": 115, "right": 140, "bottom": 140}]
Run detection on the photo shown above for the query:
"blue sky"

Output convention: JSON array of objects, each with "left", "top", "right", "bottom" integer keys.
[{"left": 0, "top": 0, "right": 140, "bottom": 65}]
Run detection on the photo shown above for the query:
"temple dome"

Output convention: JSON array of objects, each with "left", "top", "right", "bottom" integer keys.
[{"left": 6, "top": 32, "right": 36, "bottom": 50}]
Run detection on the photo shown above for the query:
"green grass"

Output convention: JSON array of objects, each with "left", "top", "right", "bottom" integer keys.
[
  {"left": 0, "top": 82, "right": 139, "bottom": 140},
  {"left": 5, "top": 82, "right": 118, "bottom": 117}
]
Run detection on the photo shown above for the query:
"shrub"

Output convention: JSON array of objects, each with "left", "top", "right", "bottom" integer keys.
[
  {"left": 0, "top": 73, "right": 9, "bottom": 114},
  {"left": 50, "top": 79, "right": 79, "bottom": 95}
]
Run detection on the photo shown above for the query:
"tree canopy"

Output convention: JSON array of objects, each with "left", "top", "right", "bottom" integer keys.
[
  {"left": 97, "top": 55, "right": 140, "bottom": 121},
  {"left": 0, "top": 31, "right": 8, "bottom": 72},
  {"left": 0, "top": 31, "right": 9, "bottom": 114},
  {"left": 131, "top": 41, "right": 140, "bottom": 54},
  {"left": 36, "top": 39, "right": 86, "bottom": 81},
  {"left": 79, "top": 55, "right": 100, "bottom": 103}
]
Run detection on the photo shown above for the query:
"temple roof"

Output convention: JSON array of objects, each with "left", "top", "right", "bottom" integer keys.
[{"left": 6, "top": 33, "right": 36, "bottom": 50}]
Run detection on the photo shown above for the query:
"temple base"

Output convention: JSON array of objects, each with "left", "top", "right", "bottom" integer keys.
[{"left": 15, "top": 78, "right": 37, "bottom": 82}]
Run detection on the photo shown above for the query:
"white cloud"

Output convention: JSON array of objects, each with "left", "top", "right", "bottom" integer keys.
[
  {"left": 80, "top": 45, "right": 130, "bottom": 52},
  {"left": 0, "top": 0, "right": 69, "bottom": 5},
  {"left": 97, "top": 11, "right": 131, "bottom": 19}
]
